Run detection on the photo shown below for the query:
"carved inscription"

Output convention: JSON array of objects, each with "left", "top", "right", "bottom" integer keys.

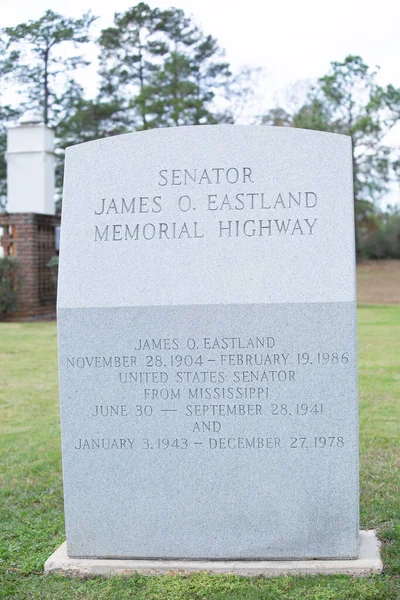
[
  {"left": 65, "top": 333, "right": 351, "bottom": 452},
  {"left": 93, "top": 165, "right": 320, "bottom": 243}
]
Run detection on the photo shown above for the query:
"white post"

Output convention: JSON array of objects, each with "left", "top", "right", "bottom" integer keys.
[{"left": 6, "top": 112, "right": 55, "bottom": 214}]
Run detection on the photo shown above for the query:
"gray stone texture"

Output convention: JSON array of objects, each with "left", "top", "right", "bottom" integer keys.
[
  {"left": 57, "top": 126, "right": 358, "bottom": 560},
  {"left": 45, "top": 531, "right": 382, "bottom": 577}
]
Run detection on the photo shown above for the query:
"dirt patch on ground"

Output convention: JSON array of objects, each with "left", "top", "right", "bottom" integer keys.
[{"left": 357, "top": 260, "right": 400, "bottom": 305}]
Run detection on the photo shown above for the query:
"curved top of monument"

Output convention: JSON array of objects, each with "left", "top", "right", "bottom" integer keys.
[
  {"left": 65, "top": 124, "right": 351, "bottom": 153},
  {"left": 59, "top": 124, "right": 355, "bottom": 310}
]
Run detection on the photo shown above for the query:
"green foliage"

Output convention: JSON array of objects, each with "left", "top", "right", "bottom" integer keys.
[
  {"left": 98, "top": 2, "right": 167, "bottom": 129},
  {"left": 0, "top": 36, "right": 19, "bottom": 79},
  {"left": 0, "top": 39, "right": 22, "bottom": 209},
  {"left": 1, "top": 10, "right": 97, "bottom": 125},
  {"left": 262, "top": 56, "right": 400, "bottom": 258},
  {"left": 1, "top": 10, "right": 97, "bottom": 207},
  {"left": 0, "top": 5, "right": 247, "bottom": 204},
  {"left": 54, "top": 98, "right": 129, "bottom": 197},
  {"left": 0, "top": 307, "right": 400, "bottom": 597},
  {"left": 0, "top": 4, "right": 258, "bottom": 206},
  {"left": 46, "top": 255, "right": 59, "bottom": 287},
  {"left": 46, "top": 256, "right": 59, "bottom": 269},
  {"left": 291, "top": 98, "right": 332, "bottom": 132},
  {"left": 263, "top": 99, "right": 331, "bottom": 132},
  {"left": 0, "top": 256, "right": 18, "bottom": 316},
  {"left": 356, "top": 199, "right": 384, "bottom": 237},
  {"left": 98, "top": 3, "right": 234, "bottom": 129},
  {"left": 0, "top": 106, "right": 23, "bottom": 210},
  {"left": 361, "top": 210, "right": 400, "bottom": 259}
]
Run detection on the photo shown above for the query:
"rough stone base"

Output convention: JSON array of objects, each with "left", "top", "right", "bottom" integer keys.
[{"left": 44, "top": 531, "right": 382, "bottom": 578}]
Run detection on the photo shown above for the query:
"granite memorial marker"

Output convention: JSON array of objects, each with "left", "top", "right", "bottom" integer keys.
[{"left": 57, "top": 125, "right": 359, "bottom": 560}]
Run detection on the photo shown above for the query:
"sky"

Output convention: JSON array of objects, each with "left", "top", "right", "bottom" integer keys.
[{"left": 1, "top": 0, "right": 400, "bottom": 204}]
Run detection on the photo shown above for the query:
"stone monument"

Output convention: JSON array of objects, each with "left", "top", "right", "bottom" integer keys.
[{"left": 47, "top": 126, "right": 381, "bottom": 575}]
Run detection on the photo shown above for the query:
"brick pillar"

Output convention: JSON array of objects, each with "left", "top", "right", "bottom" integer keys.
[{"left": 0, "top": 212, "right": 61, "bottom": 320}]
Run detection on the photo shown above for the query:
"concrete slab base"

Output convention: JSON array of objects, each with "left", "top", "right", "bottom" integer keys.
[{"left": 44, "top": 530, "right": 382, "bottom": 578}]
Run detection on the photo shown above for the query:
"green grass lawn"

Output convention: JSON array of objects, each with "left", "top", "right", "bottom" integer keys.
[{"left": 0, "top": 306, "right": 399, "bottom": 599}]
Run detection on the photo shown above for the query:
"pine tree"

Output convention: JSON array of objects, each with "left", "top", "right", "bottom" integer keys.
[
  {"left": 98, "top": 3, "right": 233, "bottom": 130},
  {"left": 2, "top": 10, "right": 96, "bottom": 125},
  {"left": 262, "top": 56, "right": 400, "bottom": 258}
]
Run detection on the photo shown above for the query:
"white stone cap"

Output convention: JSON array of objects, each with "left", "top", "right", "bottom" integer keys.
[
  {"left": 7, "top": 115, "right": 55, "bottom": 154},
  {"left": 18, "top": 111, "right": 44, "bottom": 125}
]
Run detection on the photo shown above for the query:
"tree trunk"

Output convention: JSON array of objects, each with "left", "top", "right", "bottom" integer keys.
[{"left": 44, "top": 48, "right": 49, "bottom": 125}]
